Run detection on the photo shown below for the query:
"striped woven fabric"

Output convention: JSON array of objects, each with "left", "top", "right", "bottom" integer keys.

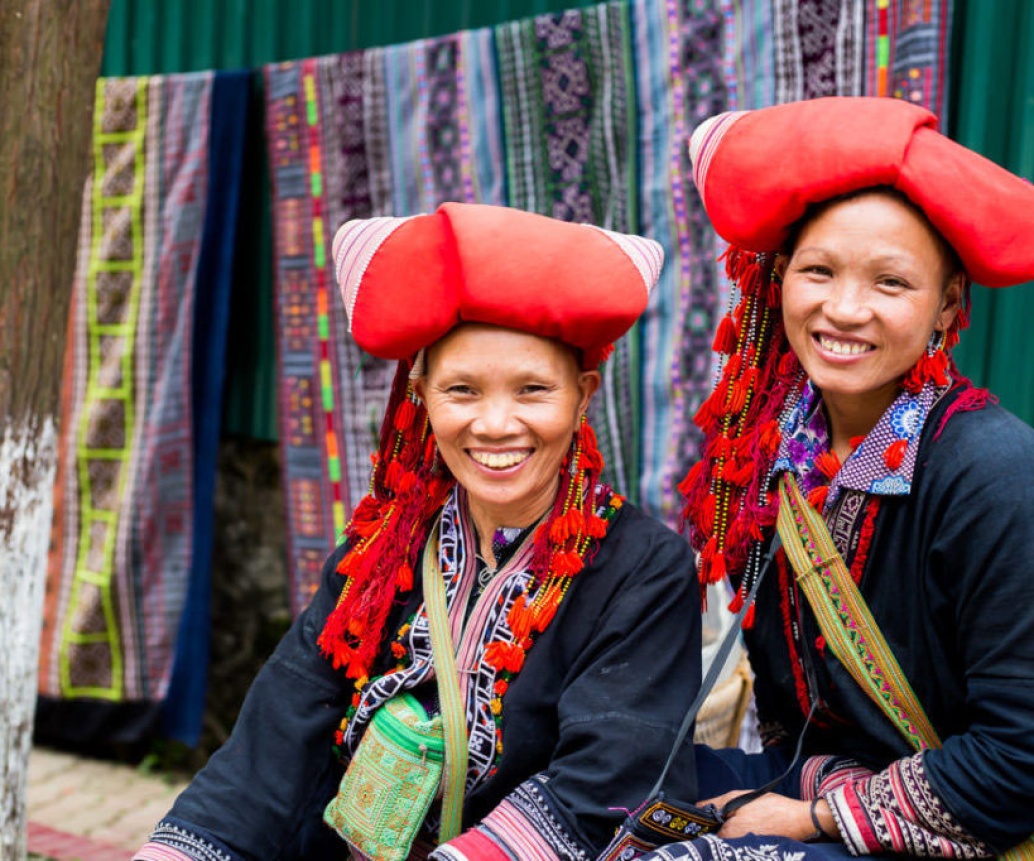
[
  {"left": 864, "top": 0, "right": 953, "bottom": 122},
  {"left": 265, "top": 0, "right": 954, "bottom": 607},
  {"left": 40, "top": 72, "right": 249, "bottom": 745}
]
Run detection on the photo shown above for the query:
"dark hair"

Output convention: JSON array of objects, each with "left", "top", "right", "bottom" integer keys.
[{"left": 782, "top": 186, "right": 965, "bottom": 286}]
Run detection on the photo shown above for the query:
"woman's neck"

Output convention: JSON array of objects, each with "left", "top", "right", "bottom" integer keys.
[
  {"left": 821, "top": 383, "right": 900, "bottom": 462},
  {"left": 467, "top": 492, "right": 555, "bottom": 568}
]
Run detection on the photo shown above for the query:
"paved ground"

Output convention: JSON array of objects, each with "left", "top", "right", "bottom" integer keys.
[{"left": 27, "top": 747, "right": 190, "bottom": 861}]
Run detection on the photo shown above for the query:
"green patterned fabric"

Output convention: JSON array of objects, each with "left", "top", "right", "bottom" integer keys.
[{"left": 324, "top": 691, "right": 444, "bottom": 861}]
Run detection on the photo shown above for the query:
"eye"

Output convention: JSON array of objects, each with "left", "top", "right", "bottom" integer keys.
[
  {"left": 519, "top": 383, "right": 551, "bottom": 396},
  {"left": 443, "top": 384, "right": 476, "bottom": 396},
  {"left": 799, "top": 264, "right": 833, "bottom": 278},
  {"left": 877, "top": 275, "right": 911, "bottom": 290}
]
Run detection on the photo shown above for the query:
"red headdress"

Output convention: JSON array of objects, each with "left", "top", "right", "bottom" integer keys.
[
  {"left": 320, "top": 203, "right": 663, "bottom": 680},
  {"left": 681, "top": 97, "right": 1034, "bottom": 608}
]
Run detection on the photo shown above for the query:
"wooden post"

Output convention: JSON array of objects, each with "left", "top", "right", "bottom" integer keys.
[{"left": 0, "top": 1, "right": 110, "bottom": 857}]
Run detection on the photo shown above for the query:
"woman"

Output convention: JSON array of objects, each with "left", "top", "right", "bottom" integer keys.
[
  {"left": 638, "top": 97, "right": 1034, "bottom": 860},
  {"left": 132, "top": 203, "right": 699, "bottom": 861}
]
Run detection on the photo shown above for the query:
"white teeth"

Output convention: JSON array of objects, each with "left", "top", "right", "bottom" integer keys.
[
  {"left": 818, "top": 335, "right": 871, "bottom": 356},
  {"left": 470, "top": 450, "right": 530, "bottom": 469}
]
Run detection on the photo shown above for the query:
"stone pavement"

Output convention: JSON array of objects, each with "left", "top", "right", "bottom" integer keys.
[{"left": 27, "top": 747, "right": 189, "bottom": 861}]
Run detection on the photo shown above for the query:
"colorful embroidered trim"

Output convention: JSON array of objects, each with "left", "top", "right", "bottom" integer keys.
[{"left": 776, "top": 473, "right": 939, "bottom": 751}]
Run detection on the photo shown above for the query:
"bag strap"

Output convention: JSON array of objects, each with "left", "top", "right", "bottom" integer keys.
[
  {"left": 645, "top": 535, "right": 782, "bottom": 799},
  {"left": 422, "top": 535, "right": 468, "bottom": 844},
  {"left": 775, "top": 473, "right": 941, "bottom": 752}
]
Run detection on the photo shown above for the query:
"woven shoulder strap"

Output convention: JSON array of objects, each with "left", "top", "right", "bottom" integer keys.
[
  {"left": 422, "top": 536, "right": 468, "bottom": 844},
  {"left": 776, "top": 473, "right": 1034, "bottom": 861},
  {"left": 775, "top": 473, "right": 940, "bottom": 750}
]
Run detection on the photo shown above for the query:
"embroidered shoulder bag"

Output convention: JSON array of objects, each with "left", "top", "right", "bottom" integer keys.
[
  {"left": 776, "top": 472, "right": 1034, "bottom": 861},
  {"left": 323, "top": 533, "right": 468, "bottom": 860}
]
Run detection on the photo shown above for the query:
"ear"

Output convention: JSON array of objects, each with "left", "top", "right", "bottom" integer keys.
[
  {"left": 412, "top": 375, "right": 427, "bottom": 404},
  {"left": 936, "top": 272, "right": 965, "bottom": 332},
  {"left": 576, "top": 370, "right": 602, "bottom": 416},
  {"left": 772, "top": 253, "right": 789, "bottom": 282}
]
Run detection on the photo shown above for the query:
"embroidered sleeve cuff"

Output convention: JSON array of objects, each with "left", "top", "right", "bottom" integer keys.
[
  {"left": 431, "top": 829, "right": 513, "bottom": 861},
  {"left": 800, "top": 755, "right": 874, "bottom": 800},
  {"left": 828, "top": 754, "right": 991, "bottom": 858},
  {"left": 139, "top": 820, "right": 241, "bottom": 861},
  {"left": 478, "top": 775, "right": 591, "bottom": 860},
  {"left": 133, "top": 844, "right": 195, "bottom": 861}
]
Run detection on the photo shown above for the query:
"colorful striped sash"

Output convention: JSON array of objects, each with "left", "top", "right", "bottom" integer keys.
[
  {"left": 422, "top": 536, "right": 469, "bottom": 843},
  {"left": 776, "top": 473, "right": 1034, "bottom": 861}
]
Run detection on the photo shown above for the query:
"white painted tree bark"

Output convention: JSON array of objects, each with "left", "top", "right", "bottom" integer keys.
[
  {"left": 0, "top": 422, "right": 56, "bottom": 861},
  {"left": 0, "top": 2, "right": 110, "bottom": 858}
]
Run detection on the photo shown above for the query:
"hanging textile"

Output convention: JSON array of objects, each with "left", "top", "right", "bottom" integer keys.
[
  {"left": 864, "top": 0, "right": 953, "bottom": 121},
  {"left": 38, "top": 71, "right": 251, "bottom": 746},
  {"left": 265, "top": 0, "right": 954, "bottom": 608}
]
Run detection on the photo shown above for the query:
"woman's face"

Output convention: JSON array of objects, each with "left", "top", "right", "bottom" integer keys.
[
  {"left": 779, "top": 191, "right": 962, "bottom": 426},
  {"left": 415, "top": 324, "right": 600, "bottom": 530}
]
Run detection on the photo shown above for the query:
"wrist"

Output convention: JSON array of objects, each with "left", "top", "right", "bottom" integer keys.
[{"left": 804, "top": 797, "right": 837, "bottom": 842}]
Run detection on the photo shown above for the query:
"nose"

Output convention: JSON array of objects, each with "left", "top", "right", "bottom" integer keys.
[
  {"left": 471, "top": 395, "right": 521, "bottom": 438},
  {"left": 822, "top": 278, "right": 872, "bottom": 327}
]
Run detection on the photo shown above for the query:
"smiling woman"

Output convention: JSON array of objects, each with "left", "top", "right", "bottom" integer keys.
[
  {"left": 131, "top": 203, "right": 701, "bottom": 861},
  {"left": 416, "top": 324, "right": 600, "bottom": 555},
  {"left": 656, "top": 97, "right": 1034, "bottom": 861}
]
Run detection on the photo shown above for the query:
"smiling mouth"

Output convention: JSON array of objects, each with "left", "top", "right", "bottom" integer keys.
[
  {"left": 468, "top": 450, "right": 532, "bottom": 469},
  {"left": 816, "top": 334, "right": 874, "bottom": 356}
]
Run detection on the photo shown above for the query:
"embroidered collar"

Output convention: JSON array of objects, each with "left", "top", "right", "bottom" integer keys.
[{"left": 775, "top": 379, "right": 948, "bottom": 506}]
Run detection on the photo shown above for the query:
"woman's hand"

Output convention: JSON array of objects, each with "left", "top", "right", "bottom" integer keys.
[{"left": 702, "top": 791, "right": 838, "bottom": 842}]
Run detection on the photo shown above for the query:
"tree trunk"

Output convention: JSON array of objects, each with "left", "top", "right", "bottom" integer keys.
[{"left": 0, "top": 2, "right": 110, "bottom": 858}]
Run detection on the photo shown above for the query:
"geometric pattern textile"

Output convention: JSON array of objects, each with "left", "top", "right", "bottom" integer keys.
[
  {"left": 41, "top": 76, "right": 211, "bottom": 708},
  {"left": 265, "top": 0, "right": 956, "bottom": 610}
]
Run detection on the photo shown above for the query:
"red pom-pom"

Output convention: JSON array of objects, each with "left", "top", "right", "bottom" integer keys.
[
  {"left": 813, "top": 451, "right": 840, "bottom": 479},
  {"left": 883, "top": 438, "right": 909, "bottom": 471},
  {"left": 807, "top": 485, "right": 830, "bottom": 511}
]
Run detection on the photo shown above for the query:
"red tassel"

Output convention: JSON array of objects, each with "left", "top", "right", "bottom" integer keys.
[
  {"left": 759, "top": 420, "right": 782, "bottom": 455},
  {"left": 712, "top": 314, "right": 739, "bottom": 354},
  {"left": 727, "top": 588, "right": 744, "bottom": 614},
  {"left": 743, "top": 603, "right": 756, "bottom": 629},
  {"left": 396, "top": 561, "right": 413, "bottom": 591},
  {"left": 677, "top": 460, "right": 704, "bottom": 497},
  {"left": 507, "top": 595, "right": 532, "bottom": 640},
  {"left": 849, "top": 435, "right": 866, "bottom": 450},
  {"left": 586, "top": 514, "right": 607, "bottom": 539},
  {"left": 813, "top": 451, "right": 840, "bottom": 479},
  {"left": 550, "top": 516, "right": 572, "bottom": 543},
  {"left": 699, "top": 494, "right": 716, "bottom": 533},
  {"left": 394, "top": 398, "right": 417, "bottom": 431},
  {"left": 484, "top": 641, "right": 526, "bottom": 674},
  {"left": 694, "top": 396, "right": 719, "bottom": 434},
  {"left": 883, "top": 438, "right": 908, "bottom": 471},
  {"left": 777, "top": 351, "right": 798, "bottom": 377},
  {"left": 707, "top": 550, "right": 727, "bottom": 583},
  {"left": 807, "top": 485, "right": 830, "bottom": 511}
]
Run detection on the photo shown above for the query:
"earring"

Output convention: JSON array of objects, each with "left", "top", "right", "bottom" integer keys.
[{"left": 927, "top": 329, "right": 947, "bottom": 355}]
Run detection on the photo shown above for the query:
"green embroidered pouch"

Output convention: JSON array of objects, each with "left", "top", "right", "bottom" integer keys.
[{"left": 324, "top": 692, "right": 445, "bottom": 861}]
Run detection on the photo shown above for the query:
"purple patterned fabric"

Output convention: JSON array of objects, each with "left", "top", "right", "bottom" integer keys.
[{"left": 774, "top": 379, "right": 948, "bottom": 506}]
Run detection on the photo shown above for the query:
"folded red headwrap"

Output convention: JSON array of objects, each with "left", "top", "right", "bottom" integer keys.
[
  {"left": 689, "top": 97, "right": 1034, "bottom": 288},
  {"left": 331, "top": 203, "right": 664, "bottom": 365}
]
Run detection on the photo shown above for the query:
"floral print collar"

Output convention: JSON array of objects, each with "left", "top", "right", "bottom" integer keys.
[{"left": 774, "top": 379, "right": 948, "bottom": 508}]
